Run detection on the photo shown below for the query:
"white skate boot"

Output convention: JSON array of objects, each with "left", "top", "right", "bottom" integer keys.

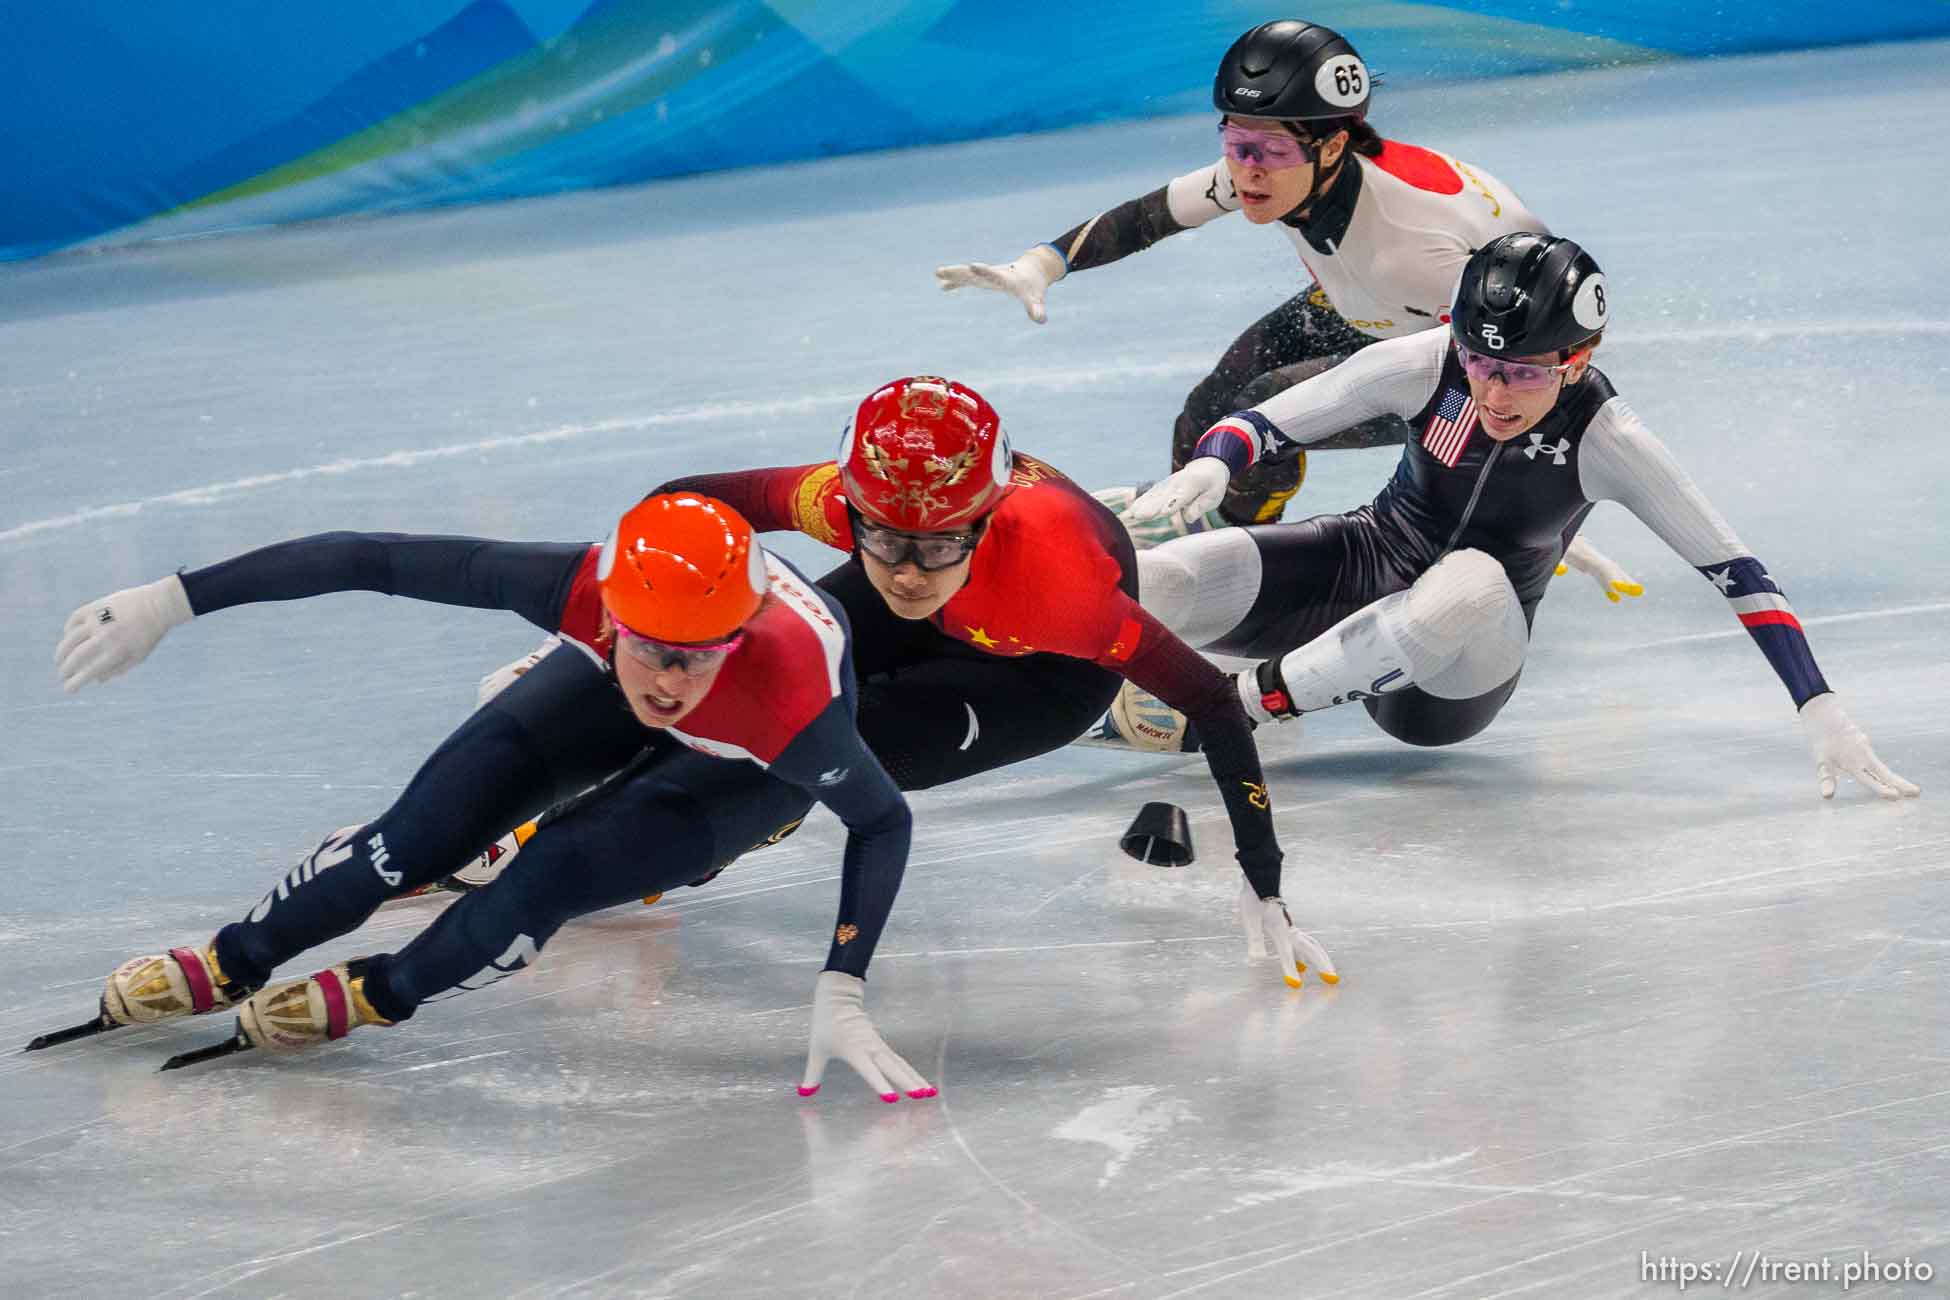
[
  {"left": 102, "top": 941, "right": 252, "bottom": 1026},
  {"left": 1075, "top": 681, "right": 1203, "bottom": 753},
  {"left": 235, "top": 959, "right": 393, "bottom": 1053}
]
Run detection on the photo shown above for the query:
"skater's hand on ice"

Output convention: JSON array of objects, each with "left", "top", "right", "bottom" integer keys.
[
  {"left": 1799, "top": 693, "right": 1920, "bottom": 801},
  {"left": 476, "top": 635, "right": 561, "bottom": 707},
  {"left": 799, "top": 971, "right": 937, "bottom": 1104},
  {"left": 1239, "top": 878, "right": 1338, "bottom": 989},
  {"left": 934, "top": 245, "right": 1066, "bottom": 324},
  {"left": 1125, "top": 458, "right": 1231, "bottom": 524},
  {"left": 1555, "top": 535, "right": 1643, "bottom": 604},
  {"left": 55, "top": 575, "right": 193, "bottom": 693}
]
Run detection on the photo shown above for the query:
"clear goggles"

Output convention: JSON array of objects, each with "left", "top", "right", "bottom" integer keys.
[
  {"left": 613, "top": 622, "right": 744, "bottom": 676},
  {"left": 854, "top": 517, "right": 984, "bottom": 572},
  {"left": 1218, "top": 122, "right": 1316, "bottom": 171},
  {"left": 1454, "top": 341, "right": 1587, "bottom": 392}
]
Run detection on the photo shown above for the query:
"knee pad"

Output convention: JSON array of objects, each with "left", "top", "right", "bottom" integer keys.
[
  {"left": 1397, "top": 551, "right": 1521, "bottom": 653},
  {"left": 1400, "top": 551, "right": 1527, "bottom": 699},
  {"left": 1138, "top": 530, "right": 1263, "bottom": 648}
]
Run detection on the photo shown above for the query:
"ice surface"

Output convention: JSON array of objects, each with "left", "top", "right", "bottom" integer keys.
[{"left": 2, "top": 40, "right": 1946, "bottom": 1300}]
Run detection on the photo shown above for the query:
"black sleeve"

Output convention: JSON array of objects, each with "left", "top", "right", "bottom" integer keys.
[
  {"left": 180, "top": 532, "right": 589, "bottom": 635},
  {"left": 1049, "top": 186, "right": 1186, "bottom": 273},
  {"left": 769, "top": 698, "right": 914, "bottom": 979}
]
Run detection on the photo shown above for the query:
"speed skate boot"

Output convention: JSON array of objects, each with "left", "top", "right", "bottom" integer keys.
[
  {"left": 235, "top": 958, "right": 393, "bottom": 1053},
  {"left": 1076, "top": 681, "right": 1204, "bottom": 753},
  {"left": 102, "top": 940, "right": 254, "bottom": 1027}
]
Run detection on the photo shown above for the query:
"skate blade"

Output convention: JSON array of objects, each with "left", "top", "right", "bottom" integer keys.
[
  {"left": 23, "top": 1013, "right": 116, "bottom": 1052},
  {"left": 160, "top": 1030, "right": 252, "bottom": 1072}
]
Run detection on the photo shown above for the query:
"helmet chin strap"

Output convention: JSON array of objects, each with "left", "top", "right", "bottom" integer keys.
[
  {"left": 1294, "top": 152, "right": 1341, "bottom": 221},
  {"left": 1288, "top": 128, "right": 1345, "bottom": 220}
]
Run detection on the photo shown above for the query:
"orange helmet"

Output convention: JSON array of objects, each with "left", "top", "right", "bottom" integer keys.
[
  {"left": 597, "top": 494, "right": 767, "bottom": 644},
  {"left": 837, "top": 376, "right": 1014, "bottom": 530}
]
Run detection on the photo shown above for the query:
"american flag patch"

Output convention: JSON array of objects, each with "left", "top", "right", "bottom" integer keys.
[{"left": 1422, "top": 388, "right": 1479, "bottom": 468}]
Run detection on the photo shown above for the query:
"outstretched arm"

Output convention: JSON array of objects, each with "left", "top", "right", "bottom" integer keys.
[
  {"left": 657, "top": 464, "right": 852, "bottom": 550},
  {"left": 1127, "top": 330, "right": 1446, "bottom": 523},
  {"left": 56, "top": 534, "right": 588, "bottom": 692},
  {"left": 770, "top": 702, "right": 934, "bottom": 1103},
  {"left": 935, "top": 163, "right": 1236, "bottom": 323},
  {"left": 1107, "top": 598, "right": 1338, "bottom": 988},
  {"left": 1578, "top": 398, "right": 1918, "bottom": 800}
]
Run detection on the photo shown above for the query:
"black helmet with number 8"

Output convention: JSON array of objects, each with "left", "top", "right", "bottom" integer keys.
[
  {"left": 1214, "top": 20, "right": 1371, "bottom": 123},
  {"left": 1451, "top": 232, "right": 1610, "bottom": 357}
]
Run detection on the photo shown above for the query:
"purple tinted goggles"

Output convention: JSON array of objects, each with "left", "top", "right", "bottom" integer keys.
[
  {"left": 1218, "top": 123, "right": 1315, "bottom": 171},
  {"left": 1455, "top": 342, "right": 1583, "bottom": 392}
]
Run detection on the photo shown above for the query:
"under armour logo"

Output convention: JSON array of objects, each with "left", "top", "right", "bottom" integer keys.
[
  {"left": 1523, "top": 433, "right": 1570, "bottom": 466},
  {"left": 817, "top": 767, "right": 848, "bottom": 786},
  {"left": 96, "top": 608, "right": 114, "bottom": 624}
]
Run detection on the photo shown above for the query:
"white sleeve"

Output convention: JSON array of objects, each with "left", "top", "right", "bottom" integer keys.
[
  {"left": 1576, "top": 397, "right": 1750, "bottom": 566},
  {"left": 1251, "top": 328, "right": 1449, "bottom": 445},
  {"left": 1166, "top": 160, "right": 1238, "bottom": 227}
]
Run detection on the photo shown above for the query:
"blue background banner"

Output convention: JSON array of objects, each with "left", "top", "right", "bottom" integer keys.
[{"left": 5, "top": 1, "right": 1946, "bottom": 262}]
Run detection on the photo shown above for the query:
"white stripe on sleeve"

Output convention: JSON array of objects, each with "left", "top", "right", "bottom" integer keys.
[
  {"left": 1252, "top": 328, "right": 1449, "bottom": 447},
  {"left": 1575, "top": 397, "right": 1750, "bottom": 568}
]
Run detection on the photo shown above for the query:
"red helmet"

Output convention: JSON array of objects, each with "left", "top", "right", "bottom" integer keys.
[
  {"left": 837, "top": 376, "right": 1014, "bottom": 530},
  {"left": 597, "top": 494, "right": 767, "bottom": 644}
]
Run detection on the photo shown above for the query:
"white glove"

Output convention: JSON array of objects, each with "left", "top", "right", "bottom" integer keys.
[
  {"left": 1091, "top": 482, "right": 1227, "bottom": 550},
  {"left": 476, "top": 635, "right": 562, "bottom": 707},
  {"left": 1125, "top": 457, "right": 1232, "bottom": 524},
  {"left": 55, "top": 575, "right": 194, "bottom": 693},
  {"left": 1555, "top": 535, "right": 1644, "bottom": 603},
  {"left": 1239, "top": 878, "right": 1339, "bottom": 989},
  {"left": 798, "top": 971, "right": 937, "bottom": 1103},
  {"left": 1798, "top": 693, "right": 1920, "bottom": 801},
  {"left": 934, "top": 244, "right": 1066, "bottom": 324}
]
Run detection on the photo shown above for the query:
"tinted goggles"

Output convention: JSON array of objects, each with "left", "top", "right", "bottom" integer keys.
[
  {"left": 613, "top": 622, "right": 744, "bottom": 676},
  {"left": 1218, "top": 123, "right": 1315, "bottom": 171},
  {"left": 1454, "top": 342, "right": 1585, "bottom": 392}
]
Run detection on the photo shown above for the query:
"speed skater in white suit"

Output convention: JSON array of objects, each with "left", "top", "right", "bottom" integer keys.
[
  {"left": 1117, "top": 232, "right": 1917, "bottom": 802},
  {"left": 937, "top": 18, "right": 1548, "bottom": 532}
]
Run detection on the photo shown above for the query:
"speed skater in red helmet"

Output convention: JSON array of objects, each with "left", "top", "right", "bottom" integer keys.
[{"left": 650, "top": 375, "right": 1334, "bottom": 986}]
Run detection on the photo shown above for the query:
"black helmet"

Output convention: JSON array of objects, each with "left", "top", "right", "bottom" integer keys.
[
  {"left": 1451, "top": 233, "right": 1610, "bottom": 357},
  {"left": 1214, "top": 21, "right": 1370, "bottom": 124}
]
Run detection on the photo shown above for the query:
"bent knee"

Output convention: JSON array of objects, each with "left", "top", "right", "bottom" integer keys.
[
  {"left": 1139, "top": 529, "right": 1263, "bottom": 646},
  {"left": 1408, "top": 549, "right": 1519, "bottom": 622}
]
